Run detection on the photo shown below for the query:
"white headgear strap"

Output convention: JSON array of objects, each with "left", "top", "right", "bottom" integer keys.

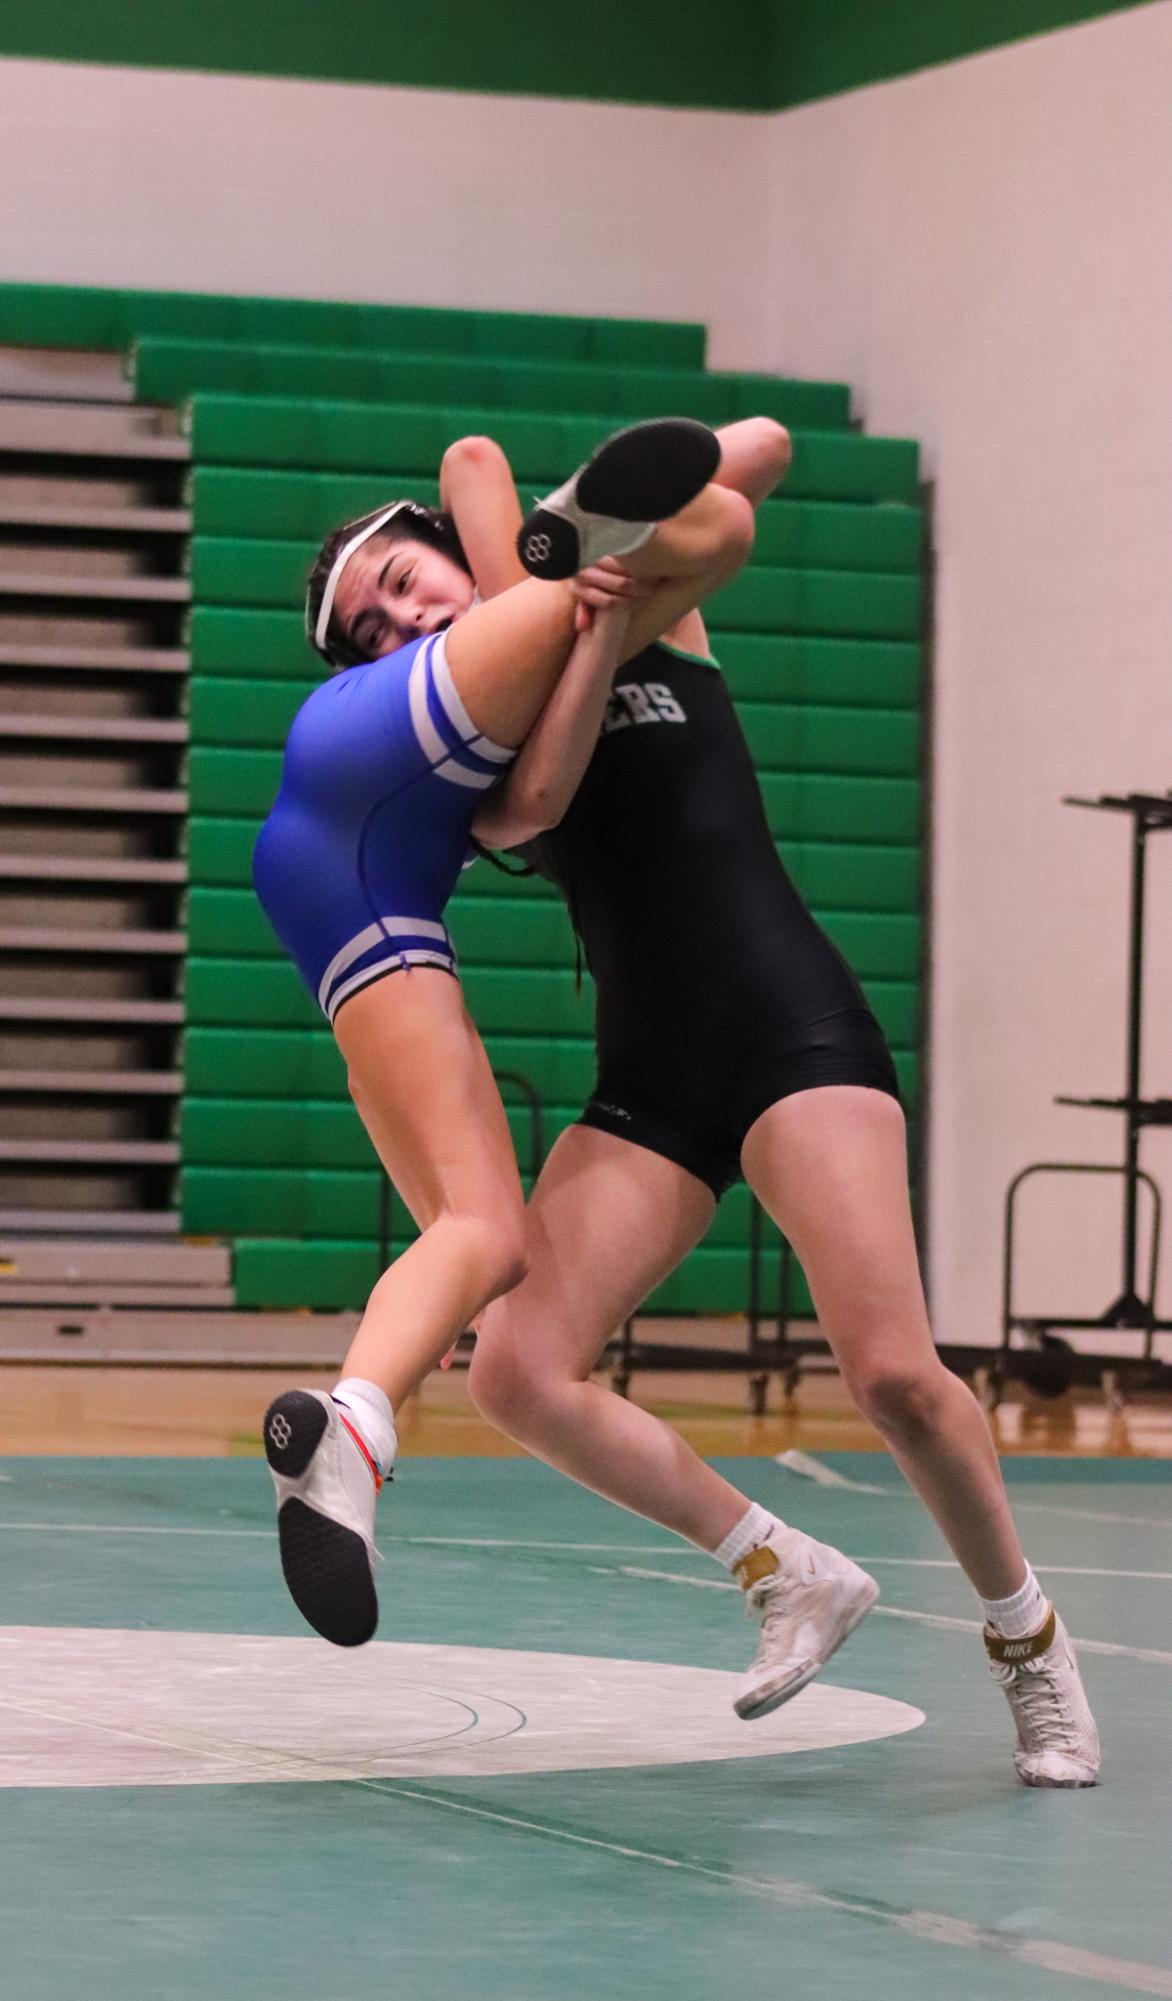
[{"left": 312, "top": 501, "right": 412, "bottom": 653}]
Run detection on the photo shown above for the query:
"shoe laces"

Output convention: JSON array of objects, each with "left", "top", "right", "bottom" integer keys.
[{"left": 994, "top": 1646, "right": 1083, "bottom": 1750}]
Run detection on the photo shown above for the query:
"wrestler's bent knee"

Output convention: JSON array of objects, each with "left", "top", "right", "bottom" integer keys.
[{"left": 845, "top": 1355, "right": 953, "bottom": 1441}]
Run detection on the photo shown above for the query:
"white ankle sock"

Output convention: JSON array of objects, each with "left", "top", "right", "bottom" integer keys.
[
  {"left": 712, "top": 1502, "right": 785, "bottom": 1571},
  {"left": 980, "top": 1565, "right": 1047, "bottom": 1638},
  {"left": 332, "top": 1378, "right": 396, "bottom": 1476}
]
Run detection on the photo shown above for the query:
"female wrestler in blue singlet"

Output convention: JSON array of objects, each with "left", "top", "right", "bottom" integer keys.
[
  {"left": 252, "top": 418, "right": 755, "bottom": 1648},
  {"left": 315, "top": 419, "right": 1099, "bottom": 1785}
]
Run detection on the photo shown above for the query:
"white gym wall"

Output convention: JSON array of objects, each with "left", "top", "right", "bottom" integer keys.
[
  {"left": 0, "top": 58, "right": 770, "bottom": 368},
  {"left": 763, "top": 2, "right": 1172, "bottom": 1349}
]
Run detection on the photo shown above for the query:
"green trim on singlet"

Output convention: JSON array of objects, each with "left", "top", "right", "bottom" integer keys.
[{"left": 655, "top": 638, "right": 720, "bottom": 671}]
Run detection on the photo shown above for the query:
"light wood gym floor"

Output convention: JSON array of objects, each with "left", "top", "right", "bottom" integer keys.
[{"left": 3, "top": 1354, "right": 1170, "bottom": 1460}]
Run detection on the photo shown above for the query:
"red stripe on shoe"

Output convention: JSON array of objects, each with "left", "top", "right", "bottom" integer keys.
[{"left": 336, "top": 1409, "right": 383, "bottom": 1491}]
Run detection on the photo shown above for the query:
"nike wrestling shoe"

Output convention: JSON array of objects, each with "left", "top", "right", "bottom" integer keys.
[
  {"left": 263, "top": 1389, "right": 392, "bottom": 1647},
  {"left": 516, "top": 416, "right": 720, "bottom": 580},
  {"left": 732, "top": 1530, "right": 880, "bottom": 1720},
  {"left": 985, "top": 1604, "right": 1101, "bottom": 1786}
]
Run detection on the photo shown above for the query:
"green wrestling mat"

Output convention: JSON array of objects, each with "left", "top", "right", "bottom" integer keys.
[{"left": 1, "top": 1454, "right": 1169, "bottom": 2001}]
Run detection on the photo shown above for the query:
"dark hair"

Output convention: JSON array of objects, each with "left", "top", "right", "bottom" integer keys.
[{"left": 305, "top": 502, "right": 472, "bottom": 670}]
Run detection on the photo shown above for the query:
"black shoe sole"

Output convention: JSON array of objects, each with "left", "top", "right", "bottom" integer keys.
[
  {"left": 517, "top": 417, "right": 720, "bottom": 580},
  {"left": 264, "top": 1391, "right": 378, "bottom": 1648},
  {"left": 276, "top": 1498, "right": 379, "bottom": 1648}
]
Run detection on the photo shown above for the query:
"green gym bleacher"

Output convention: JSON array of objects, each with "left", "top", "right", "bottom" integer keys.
[{"left": 2, "top": 281, "right": 925, "bottom": 1317}]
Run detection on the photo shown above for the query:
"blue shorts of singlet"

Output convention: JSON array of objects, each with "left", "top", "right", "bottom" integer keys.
[{"left": 252, "top": 631, "right": 513, "bottom": 1023}]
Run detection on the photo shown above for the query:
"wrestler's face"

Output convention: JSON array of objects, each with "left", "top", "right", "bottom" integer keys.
[{"left": 334, "top": 535, "right": 476, "bottom": 659}]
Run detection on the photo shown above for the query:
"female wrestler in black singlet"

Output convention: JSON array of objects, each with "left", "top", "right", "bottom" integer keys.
[
  {"left": 520, "top": 636, "right": 898, "bottom": 1196},
  {"left": 446, "top": 420, "right": 1098, "bottom": 1782}
]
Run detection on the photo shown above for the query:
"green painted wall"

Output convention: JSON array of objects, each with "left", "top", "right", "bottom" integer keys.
[
  {"left": 768, "top": 0, "right": 1159, "bottom": 109},
  {"left": 0, "top": 0, "right": 1159, "bottom": 108},
  {"left": 0, "top": 1, "right": 775, "bottom": 110}
]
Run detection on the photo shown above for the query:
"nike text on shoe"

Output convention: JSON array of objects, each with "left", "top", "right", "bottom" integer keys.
[
  {"left": 732, "top": 1533, "right": 880, "bottom": 1720},
  {"left": 516, "top": 417, "right": 721, "bottom": 580},
  {"left": 263, "top": 1389, "right": 390, "bottom": 1648},
  {"left": 985, "top": 1604, "right": 1101, "bottom": 1787}
]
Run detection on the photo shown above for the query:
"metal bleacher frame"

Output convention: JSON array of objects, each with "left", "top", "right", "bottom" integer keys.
[{"left": 609, "top": 1206, "right": 823, "bottom": 1415}]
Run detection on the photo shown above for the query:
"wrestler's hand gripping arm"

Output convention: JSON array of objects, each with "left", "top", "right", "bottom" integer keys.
[
  {"left": 441, "top": 435, "right": 637, "bottom": 846},
  {"left": 443, "top": 422, "right": 790, "bottom": 846}
]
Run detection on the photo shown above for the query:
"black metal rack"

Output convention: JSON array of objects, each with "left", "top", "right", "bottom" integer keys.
[{"left": 994, "top": 790, "right": 1172, "bottom": 1401}]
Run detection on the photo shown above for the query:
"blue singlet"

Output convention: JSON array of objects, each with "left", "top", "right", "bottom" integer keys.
[{"left": 252, "top": 631, "right": 512, "bottom": 1023}]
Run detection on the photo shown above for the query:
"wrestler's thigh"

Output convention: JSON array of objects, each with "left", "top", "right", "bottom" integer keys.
[
  {"left": 478, "top": 1124, "right": 716, "bottom": 1377},
  {"left": 741, "top": 1085, "right": 936, "bottom": 1372},
  {"left": 332, "top": 967, "right": 524, "bottom": 1238}
]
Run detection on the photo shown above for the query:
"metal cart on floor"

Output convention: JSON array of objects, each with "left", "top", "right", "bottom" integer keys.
[{"left": 990, "top": 790, "right": 1172, "bottom": 1406}]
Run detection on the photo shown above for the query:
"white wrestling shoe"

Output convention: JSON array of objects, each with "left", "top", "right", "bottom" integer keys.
[
  {"left": 516, "top": 416, "right": 720, "bottom": 580},
  {"left": 985, "top": 1604, "right": 1101, "bottom": 1787},
  {"left": 732, "top": 1531, "right": 880, "bottom": 1720},
  {"left": 263, "top": 1389, "right": 393, "bottom": 1648}
]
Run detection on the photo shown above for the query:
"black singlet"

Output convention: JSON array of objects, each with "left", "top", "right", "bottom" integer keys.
[{"left": 520, "top": 641, "right": 899, "bottom": 1197}]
